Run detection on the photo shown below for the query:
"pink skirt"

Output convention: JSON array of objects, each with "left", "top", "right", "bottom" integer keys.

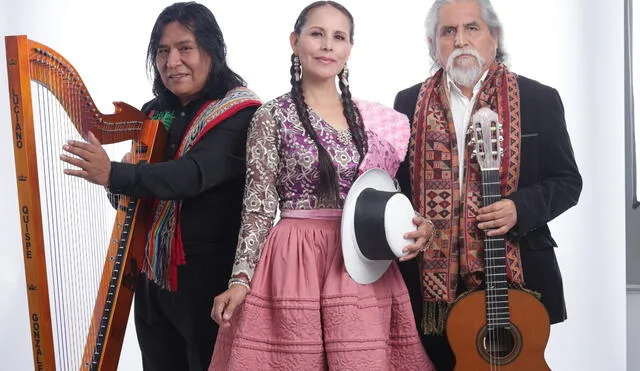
[{"left": 209, "top": 209, "right": 433, "bottom": 370}]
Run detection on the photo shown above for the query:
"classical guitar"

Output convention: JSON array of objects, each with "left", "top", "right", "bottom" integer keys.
[{"left": 446, "top": 108, "right": 551, "bottom": 370}]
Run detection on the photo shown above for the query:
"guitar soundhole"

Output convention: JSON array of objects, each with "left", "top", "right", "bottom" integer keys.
[{"left": 476, "top": 324, "right": 523, "bottom": 365}]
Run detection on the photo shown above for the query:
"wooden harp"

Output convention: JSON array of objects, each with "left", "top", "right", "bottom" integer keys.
[{"left": 5, "top": 35, "right": 165, "bottom": 370}]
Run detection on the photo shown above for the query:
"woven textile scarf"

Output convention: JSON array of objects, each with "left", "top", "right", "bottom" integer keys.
[
  {"left": 408, "top": 63, "right": 524, "bottom": 334},
  {"left": 144, "top": 87, "right": 261, "bottom": 291}
]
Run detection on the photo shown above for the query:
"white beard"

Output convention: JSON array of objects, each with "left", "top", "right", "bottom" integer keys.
[{"left": 445, "top": 47, "right": 485, "bottom": 88}]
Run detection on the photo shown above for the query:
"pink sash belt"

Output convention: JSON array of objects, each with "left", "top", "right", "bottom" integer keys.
[{"left": 280, "top": 209, "right": 342, "bottom": 220}]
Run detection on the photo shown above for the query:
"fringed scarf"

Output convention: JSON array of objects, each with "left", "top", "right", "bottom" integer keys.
[
  {"left": 144, "top": 87, "right": 261, "bottom": 291},
  {"left": 408, "top": 63, "right": 524, "bottom": 334}
]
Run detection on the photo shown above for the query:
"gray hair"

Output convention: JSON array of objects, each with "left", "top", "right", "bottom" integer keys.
[{"left": 425, "top": 0, "right": 507, "bottom": 67}]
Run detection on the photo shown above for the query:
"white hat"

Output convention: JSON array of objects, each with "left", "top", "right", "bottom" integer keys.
[{"left": 341, "top": 168, "right": 417, "bottom": 284}]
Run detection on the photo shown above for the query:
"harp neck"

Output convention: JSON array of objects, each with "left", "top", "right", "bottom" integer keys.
[{"left": 8, "top": 35, "right": 148, "bottom": 144}]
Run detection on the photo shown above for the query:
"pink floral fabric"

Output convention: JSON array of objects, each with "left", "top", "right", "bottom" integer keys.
[{"left": 355, "top": 99, "right": 409, "bottom": 176}]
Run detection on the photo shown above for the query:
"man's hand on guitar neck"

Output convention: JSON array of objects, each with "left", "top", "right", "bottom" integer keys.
[{"left": 476, "top": 199, "right": 517, "bottom": 237}]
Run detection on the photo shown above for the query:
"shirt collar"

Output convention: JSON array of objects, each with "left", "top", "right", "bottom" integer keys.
[{"left": 446, "top": 69, "right": 490, "bottom": 99}]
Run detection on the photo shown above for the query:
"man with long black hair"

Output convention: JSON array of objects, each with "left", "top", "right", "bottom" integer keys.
[{"left": 61, "top": 2, "right": 261, "bottom": 369}]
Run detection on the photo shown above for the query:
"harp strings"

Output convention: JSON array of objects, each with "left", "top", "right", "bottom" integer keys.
[{"left": 31, "top": 52, "right": 122, "bottom": 370}]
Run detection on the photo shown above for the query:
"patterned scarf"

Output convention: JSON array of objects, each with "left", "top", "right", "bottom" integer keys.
[
  {"left": 408, "top": 63, "right": 524, "bottom": 334},
  {"left": 143, "top": 87, "right": 261, "bottom": 291}
]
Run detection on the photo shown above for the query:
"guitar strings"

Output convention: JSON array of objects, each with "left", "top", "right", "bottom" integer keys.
[
  {"left": 483, "top": 168, "right": 500, "bottom": 371},
  {"left": 482, "top": 168, "right": 494, "bottom": 370},
  {"left": 476, "top": 121, "right": 506, "bottom": 371}
]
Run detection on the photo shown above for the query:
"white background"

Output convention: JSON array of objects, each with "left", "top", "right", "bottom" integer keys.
[{"left": 0, "top": 1, "right": 629, "bottom": 370}]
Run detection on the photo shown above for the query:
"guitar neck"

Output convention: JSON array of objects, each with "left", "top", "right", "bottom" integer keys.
[{"left": 481, "top": 168, "right": 510, "bottom": 329}]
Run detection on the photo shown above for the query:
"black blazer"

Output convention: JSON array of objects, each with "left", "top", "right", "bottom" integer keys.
[{"left": 393, "top": 75, "right": 582, "bottom": 324}]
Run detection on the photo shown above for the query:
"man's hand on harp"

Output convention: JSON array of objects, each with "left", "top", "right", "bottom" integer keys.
[{"left": 60, "top": 131, "right": 111, "bottom": 186}]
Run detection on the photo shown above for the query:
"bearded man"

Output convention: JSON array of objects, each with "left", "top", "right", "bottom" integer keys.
[{"left": 393, "top": 0, "right": 582, "bottom": 369}]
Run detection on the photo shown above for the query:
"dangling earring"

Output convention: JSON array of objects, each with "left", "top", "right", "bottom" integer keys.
[
  {"left": 294, "top": 55, "right": 302, "bottom": 82},
  {"left": 340, "top": 64, "right": 349, "bottom": 87}
]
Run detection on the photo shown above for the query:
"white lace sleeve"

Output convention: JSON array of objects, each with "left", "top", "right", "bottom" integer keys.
[{"left": 231, "top": 104, "right": 280, "bottom": 281}]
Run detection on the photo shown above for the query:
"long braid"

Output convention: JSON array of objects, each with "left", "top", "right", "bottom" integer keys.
[
  {"left": 290, "top": 54, "right": 340, "bottom": 204},
  {"left": 289, "top": 1, "right": 364, "bottom": 204},
  {"left": 338, "top": 69, "right": 367, "bottom": 175}
]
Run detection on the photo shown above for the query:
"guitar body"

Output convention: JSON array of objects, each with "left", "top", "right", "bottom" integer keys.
[{"left": 447, "top": 289, "right": 551, "bottom": 371}]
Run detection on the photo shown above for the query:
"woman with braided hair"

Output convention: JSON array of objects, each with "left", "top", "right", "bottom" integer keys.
[{"left": 209, "top": 2, "right": 434, "bottom": 369}]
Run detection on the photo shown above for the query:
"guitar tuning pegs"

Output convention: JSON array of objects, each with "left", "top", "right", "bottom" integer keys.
[
  {"left": 499, "top": 148, "right": 504, "bottom": 155},
  {"left": 499, "top": 136, "right": 504, "bottom": 142}
]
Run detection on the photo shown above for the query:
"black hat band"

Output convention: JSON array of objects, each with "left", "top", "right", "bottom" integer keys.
[{"left": 353, "top": 188, "right": 398, "bottom": 261}]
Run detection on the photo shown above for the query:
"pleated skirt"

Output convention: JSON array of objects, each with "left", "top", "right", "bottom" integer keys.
[{"left": 209, "top": 210, "right": 433, "bottom": 370}]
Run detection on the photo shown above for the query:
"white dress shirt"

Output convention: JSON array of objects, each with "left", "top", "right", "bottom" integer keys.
[{"left": 446, "top": 70, "right": 489, "bottom": 191}]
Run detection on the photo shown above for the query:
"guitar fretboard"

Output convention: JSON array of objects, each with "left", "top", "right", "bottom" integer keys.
[{"left": 481, "top": 168, "right": 510, "bottom": 330}]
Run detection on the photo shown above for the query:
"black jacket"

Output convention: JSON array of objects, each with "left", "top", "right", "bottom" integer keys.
[
  {"left": 108, "top": 97, "right": 258, "bottom": 261},
  {"left": 393, "top": 75, "right": 582, "bottom": 324}
]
